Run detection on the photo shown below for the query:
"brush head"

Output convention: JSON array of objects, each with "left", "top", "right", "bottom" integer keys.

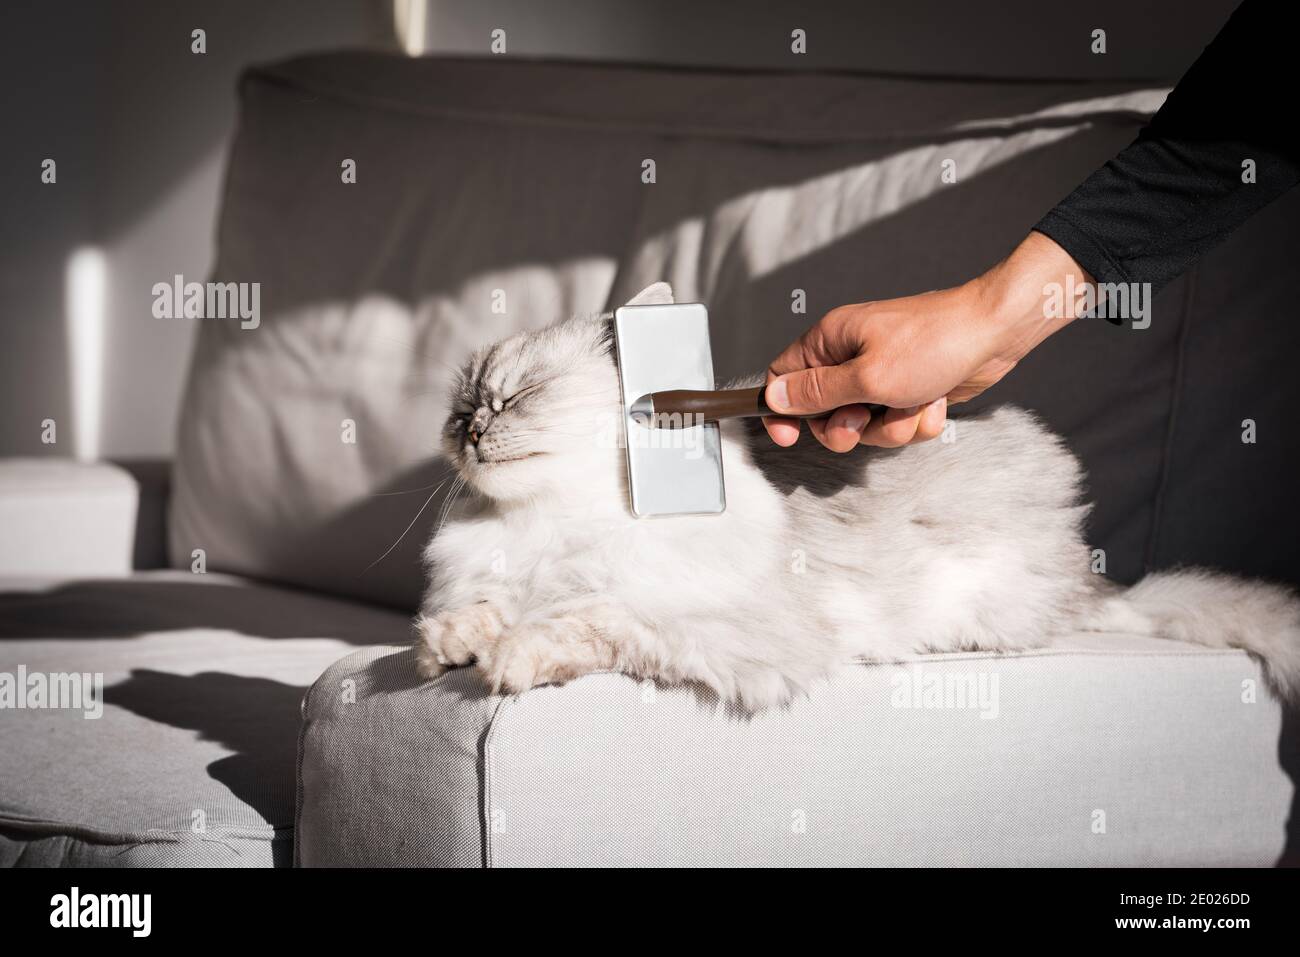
[{"left": 612, "top": 301, "right": 726, "bottom": 517}]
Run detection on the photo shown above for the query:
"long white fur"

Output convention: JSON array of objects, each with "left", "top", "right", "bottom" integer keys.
[{"left": 415, "top": 283, "right": 1300, "bottom": 708}]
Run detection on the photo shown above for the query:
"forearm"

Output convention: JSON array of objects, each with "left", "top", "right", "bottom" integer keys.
[
  {"left": 973, "top": 231, "right": 1093, "bottom": 370},
  {"left": 1034, "top": 0, "right": 1300, "bottom": 294}
]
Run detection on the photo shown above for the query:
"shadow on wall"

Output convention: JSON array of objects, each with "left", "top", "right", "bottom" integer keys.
[
  {"left": 423, "top": 0, "right": 1239, "bottom": 81},
  {"left": 0, "top": 0, "right": 398, "bottom": 460}
]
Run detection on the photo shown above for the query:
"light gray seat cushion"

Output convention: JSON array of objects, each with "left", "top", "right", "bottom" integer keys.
[
  {"left": 298, "top": 634, "right": 1297, "bottom": 867},
  {"left": 0, "top": 571, "right": 411, "bottom": 866}
]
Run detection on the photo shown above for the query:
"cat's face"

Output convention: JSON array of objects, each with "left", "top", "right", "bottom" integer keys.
[{"left": 441, "top": 284, "right": 675, "bottom": 503}]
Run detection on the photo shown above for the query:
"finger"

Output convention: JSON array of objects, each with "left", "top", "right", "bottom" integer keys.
[
  {"left": 766, "top": 318, "right": 842, "bottom": 378},
  {"left": 914, "top": 397, "right": 947, "bottom": 443},
  {"left": 805, "top": 415, "right": 835, "bottom": 451},
  {"left": 766, "top": 306, "right": 868, "bottom": 379},
  {"left": 859, "top": 406, "right": 923, "bottom": 448},
  {"left": 762, "top": 414, "right": 802, "bottom": 447},
  {"left": 765, "top": 361, "right": 869, "bottom": 417},
  {"left": 820, "top": 404, "right": 872, "bottom": 453}
]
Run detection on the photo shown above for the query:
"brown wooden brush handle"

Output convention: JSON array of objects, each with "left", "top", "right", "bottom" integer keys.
[{"left": 647, "top": 386, "right": 886, "bottom": 423}]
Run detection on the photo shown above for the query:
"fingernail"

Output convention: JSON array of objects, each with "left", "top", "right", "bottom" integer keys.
[
  {"left": 767, "top": 379, "right": 789, "bottom": 412},
  {"left": 841, "top": 411, "right": 868, "bottom": 434},
  {"left": 923, "top": 397, "right": 947, "bottom": 431}
]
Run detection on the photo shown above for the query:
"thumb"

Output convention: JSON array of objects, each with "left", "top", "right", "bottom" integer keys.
[{"left": 766, "top": 363, "right": 866, "bottom": 416}]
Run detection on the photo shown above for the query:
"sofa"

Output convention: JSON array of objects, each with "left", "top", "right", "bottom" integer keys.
[{"left": 2, "top": 52, "right": 1297, "bottom": 867}]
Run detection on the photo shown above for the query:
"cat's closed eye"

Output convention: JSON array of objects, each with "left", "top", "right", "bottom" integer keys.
[{"left": 502, "top": 381, "right": 548, "bottom": 407}]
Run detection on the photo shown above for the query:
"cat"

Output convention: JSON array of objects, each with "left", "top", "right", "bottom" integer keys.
[{"left": 414, "top": 282, "right": 1300, "bottom": 709}]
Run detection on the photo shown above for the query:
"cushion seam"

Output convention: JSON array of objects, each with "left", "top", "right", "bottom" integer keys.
[{"left": 481, "top": 695, "right": 514, "bottom": 869}]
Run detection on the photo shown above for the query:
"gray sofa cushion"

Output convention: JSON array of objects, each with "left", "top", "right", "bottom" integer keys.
[
  {"left": 295, "top": 648, "right": 495, "bottom": 867},
  {"left": 298, "top": 635, "right": 1295, "bottom": 867},
  {"left": 172, "top": 53, "right": 1207, "bottom": 613},
  {"left": 0, "top": 572, "right": 410, "bottom": 867},
  {"left": 1143, "top": 193, "right": 1300, "bottom": 586}
]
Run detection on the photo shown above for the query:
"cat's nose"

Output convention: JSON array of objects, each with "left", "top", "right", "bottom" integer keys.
[{"left": 467, "top": 408, "right": 493, "bottom": 446}]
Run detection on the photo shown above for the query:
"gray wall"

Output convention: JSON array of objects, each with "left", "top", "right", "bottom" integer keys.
[
  {"left": 0, "top": 0, "right": 394, "bottom": 459},
  {"left": 0, "top": 0, "right": 1240, "bottom": 459},
  {"left": 423, "top": 0, "right": 1238, "bottom": 79}
]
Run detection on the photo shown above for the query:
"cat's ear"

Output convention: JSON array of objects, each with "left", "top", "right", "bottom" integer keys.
[{"left": 625, "top": 282, "right": 674, "bottom": 307}]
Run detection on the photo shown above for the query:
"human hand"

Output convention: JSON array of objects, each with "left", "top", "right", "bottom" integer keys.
[{"left": 763, "top": 231, "right": 1090, "bottom": 451}]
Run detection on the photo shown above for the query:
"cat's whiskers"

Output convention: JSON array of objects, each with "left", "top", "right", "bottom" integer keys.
[
  {"left": 435, "top": 475, "right": 469, "bottom": 539},
  {"left": 362, "top": 473, "right": 455, "bottom": 574},
  {"left": 368, "top": 463, "right": 457, "bottom": 497}
]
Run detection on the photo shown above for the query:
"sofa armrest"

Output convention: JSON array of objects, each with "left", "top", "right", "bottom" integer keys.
[
  {"left": 0, "top": 458, "right": 138, "bottom": 578},
  {"left": 299, "top": 640, "right": 1290, "bottom": 867},
  {"left": 112, "top": 458, "right": 171, "bottom": 570}
]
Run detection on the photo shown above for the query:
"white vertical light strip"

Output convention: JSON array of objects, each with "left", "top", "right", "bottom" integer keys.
[
  {"left": 394, "top": 0, "right": 428, "bottom": 56},
  {"left": 65, "top": 247, "right": 107, "bottom": 462}
]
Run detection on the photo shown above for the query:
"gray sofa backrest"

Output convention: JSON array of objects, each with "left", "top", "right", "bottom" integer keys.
[{"left": 171, "top": 53, "right": 1300, "bottom": 611}]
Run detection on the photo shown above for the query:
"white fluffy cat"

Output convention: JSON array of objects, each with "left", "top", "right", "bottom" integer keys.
[{"left": 414, "top": 282, "right": 1300, "bottom": 708}]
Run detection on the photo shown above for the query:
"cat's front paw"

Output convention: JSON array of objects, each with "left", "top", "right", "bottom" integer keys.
[
  {"left": 481, "top": 615, "right": 617, "bottom": 694},
  {"left": 413, "top": 602, "right": 507, "bottom": 681}
]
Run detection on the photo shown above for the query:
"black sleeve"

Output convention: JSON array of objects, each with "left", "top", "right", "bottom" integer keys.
[{"left": 1033, "top": 0, "right": 1300, "bottom": 294}]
